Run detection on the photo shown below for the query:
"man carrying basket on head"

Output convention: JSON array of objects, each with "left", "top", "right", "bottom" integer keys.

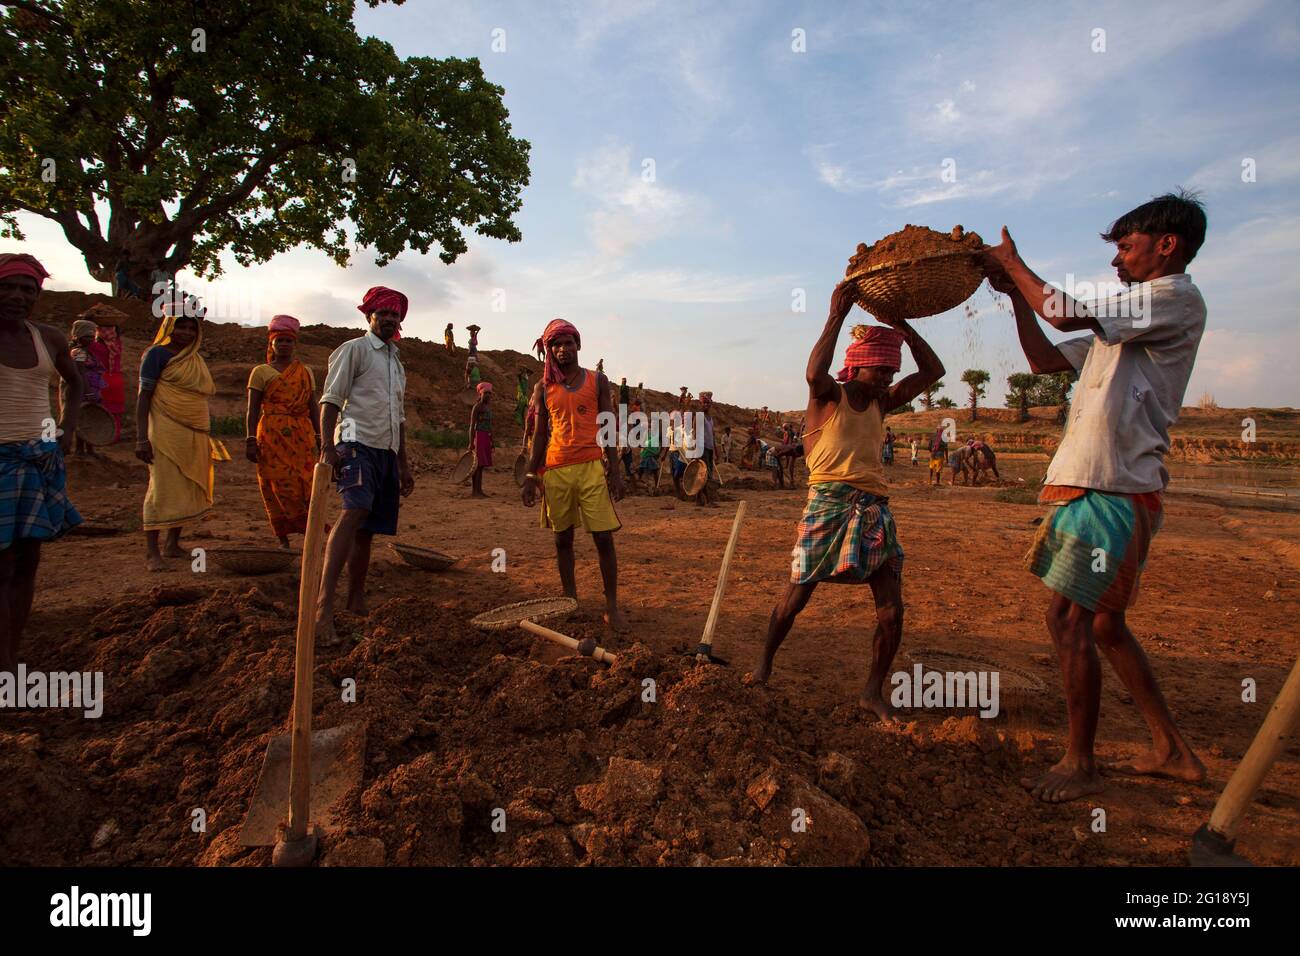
[
  {"left": 521, "top": 318, "right": 628, "bottom": 633},
  {"left": 751, "top": 281, "right": 944, "bottom": 722}
]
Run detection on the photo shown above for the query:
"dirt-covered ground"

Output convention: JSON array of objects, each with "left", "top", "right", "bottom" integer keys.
[{"left": 3, "top": 437, "right": 1297, "bottom": 866}]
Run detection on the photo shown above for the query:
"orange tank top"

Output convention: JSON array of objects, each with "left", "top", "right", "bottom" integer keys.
[
  {"left": 545, "top": 368, "right": 605, "bottom": 469},
  {"left": 804, "top": 390, "right": 888, "bottom": 495}
]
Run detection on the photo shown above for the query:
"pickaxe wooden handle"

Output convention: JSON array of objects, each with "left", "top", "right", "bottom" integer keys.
[
  {"left": 696, "top": 500, "right": 747, "bottom": 660},
  {"left": 520, "top": 619, "right": 617, "bottom": 665},
  {"left": 1206, "top": 653, "right": 1300, "bottom": 842}
]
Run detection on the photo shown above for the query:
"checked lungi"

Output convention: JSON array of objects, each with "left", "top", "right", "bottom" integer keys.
[
  {"left": 1025, "top": 486, "right": 1162, "bottom": 612},
  {"left": 789, "top": 481, "right": 903, "bottom": 585},
  {"left": 0, "top": 440, "right": 82, "bottom": 550}
]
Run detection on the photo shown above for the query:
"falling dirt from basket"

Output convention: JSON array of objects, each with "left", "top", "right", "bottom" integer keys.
[{"left": 845, "top": 224, "right": 985, "bottom": 320}]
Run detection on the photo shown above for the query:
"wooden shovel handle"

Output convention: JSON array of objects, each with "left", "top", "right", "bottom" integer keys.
[
  {"left": 520, "top": 619, "right": 617, "bottom": 665},
  {"left": 699, "top": 500, "right": 747, "bottom": 652},
  {"left": 1208, "top": 654, "right": 1300, "bottom": 840},
  {"left": 285, "top": 462, "right": 333, "bottom": 842}
]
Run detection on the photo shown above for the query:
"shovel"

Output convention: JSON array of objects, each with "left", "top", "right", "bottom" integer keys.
[
  {"left": 239, "top": 462, "right": 365, "bottom": 864},
  {"left": 691, "top": 500, "right": 746, "bottom": 665},
  {"left": 1189, "top": 653, "right": 1300, "bottom": 866}
]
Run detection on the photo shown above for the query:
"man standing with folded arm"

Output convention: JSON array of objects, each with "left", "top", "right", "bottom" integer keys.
[
  {"left": 981, "top": 190, "right": 1208, "bottom": 802},
  {"left": 315, "top": 286, "right": 414, "bottom": 646}
]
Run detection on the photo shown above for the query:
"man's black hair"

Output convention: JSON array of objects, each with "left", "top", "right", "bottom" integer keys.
[{"left": 1101, "top": 188, "right": 1207, "bottom": 263}]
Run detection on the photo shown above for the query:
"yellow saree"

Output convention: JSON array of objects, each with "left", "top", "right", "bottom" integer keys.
[{"left": 142, "top": 315, "right": 231, "bottom": 531}]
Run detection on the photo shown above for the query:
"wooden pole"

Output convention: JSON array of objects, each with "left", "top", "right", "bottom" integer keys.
[
  {"left": 284, "top": 462, "right": 333, "bottom": 842},
  {"left": 1206, "top": 654, "right": 1300, "bottom": 841},
  {"left": 520, "top": 619, "right": 617, "bottom": 665},
  {"left": 698, "top": 500, "right": 747, "bottom": 655}
]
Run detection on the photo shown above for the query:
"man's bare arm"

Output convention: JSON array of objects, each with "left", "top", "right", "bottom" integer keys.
[
  {"left": 886, "top": 319, "right": 945, "bottom": 410},
  {"left": 526, "top": 381, "right": 549, "bottom": 475},
  {"left": 982, "top": 227, "right": 1102, "bottom": 335},
  {"left": 1010, "top": 290, "right": 1074, "bottom": 374},
  {"left": 807, "top": 281, "right": 858, "bottom": 401}
]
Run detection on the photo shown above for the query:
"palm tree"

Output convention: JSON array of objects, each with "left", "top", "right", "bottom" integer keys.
[{"left": 961, "top": 369, "right": 990, "bottom": 421}]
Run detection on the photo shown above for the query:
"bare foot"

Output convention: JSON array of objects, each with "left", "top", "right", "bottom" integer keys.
[
  {"left": 145, "top": 554, "right": 166, "bottom": 572},
  {"left": 856, "top": 691, "right": 899, "bottom": 724},
  {"left": 278, "top": 539, "right": 291, "bottom": 551},
  {"left": 315, "top": 608, "right": 342, "bottom": 647},
  {"left": 345, "top": 595, "right": 368, "bottom": 616},
  {"left": 750, "top": 659, "right": 773, "bottom": 685},
  {"left": 1021, "top": 759, "right": 1105, "bottom": 803},
  {"left": 602, "top": 607, "right": 630, "bottom": 633},
  {"left": 161, "top": 544, "right": 186, "bottom": 558},
  {"left": 471, "top": 491, "right": 489, "bottom": 499},
  {"left": 1105, "top": 747, "right": 1206, "bottom": 783}
]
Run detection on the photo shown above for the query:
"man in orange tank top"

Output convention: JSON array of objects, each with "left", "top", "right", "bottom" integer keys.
[
  {"left": 0, "top": 253, "right": 85, "bottom": 675},
  {"left": 751, "top": 281, "right": 943, "bottom": 722},
  {"left": 522, "top": 319, "right": 628, "bottom": 633}
]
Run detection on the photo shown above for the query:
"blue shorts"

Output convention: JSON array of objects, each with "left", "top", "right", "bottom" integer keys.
[
  {"left": 335, "top": 441, "right": 399, "bottom": 535},
  {"left": 670, "top": 451, "right": 686, "bottom": 479}
]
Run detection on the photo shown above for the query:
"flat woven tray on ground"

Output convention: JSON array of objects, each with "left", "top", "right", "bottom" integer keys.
[
  {"left": 76, "top": 404, "right": 116, "bottom": 446},
  {"left": 845, "top": 225, "right": 985, "bottom": 320},
  {"left": 903, "top": 647, "right": 1047, "bottom": 695},
  {"left": 210, "top": 547, "right": 295, "bottom": 575},
  {"left": 390, "top": 543, "right": 458, "bottom": 571},
  {"left": 471, "top": 596, "right": 579, "bottom": 631}
]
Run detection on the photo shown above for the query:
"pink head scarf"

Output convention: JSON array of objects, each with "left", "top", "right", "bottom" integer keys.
[
  {"left": 836, "top": 324, "right": 905, "bottom": 382},
  {"left": 476, "top": 381, "right": 493, "bottom": 396},
  {"left": 532, "top": 318, "right": 581, "bottom": 384},
  {"left": 357, "top": 286, "right": 408, "bottom": 319}
]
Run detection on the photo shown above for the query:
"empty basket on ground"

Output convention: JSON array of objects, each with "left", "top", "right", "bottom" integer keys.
[
  {"left": 390, "top": 543, "right": 458, "bottom": 571},
  {"left": 844, "top": 224, "right": 985, "bottom": 320},
  {"left": 901, "top": 647, "right": 1047, "bottom": 717},
  {"left": 682, "top": 459, "right": 708, "bottom": 495},
  {"left": 75, "top": 404, "right": 116, "bottom": 446},
  {"left": 471, "top": 596, "right": 579, "bottom": 631},
  {"left": 210, "top": 547, "right": 296, "bottom": 575}
]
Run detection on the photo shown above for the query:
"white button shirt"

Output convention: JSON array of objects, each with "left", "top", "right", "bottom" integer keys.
[{"left": 321, "top": 330, "right": 406, "bottom": 453}]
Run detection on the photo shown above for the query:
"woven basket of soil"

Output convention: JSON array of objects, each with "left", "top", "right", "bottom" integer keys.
[
  {"left": 845, "top": 225, "right": 985, "bottom": 320},
  {"left": 76, "top": 404, "right": 117, "bottom": 446},
  {"left": 471, "top": 596, "right": 579, "bottom": 631},
  {"left": 390, "top": 543, "right": 458, "bottom": 571},
  {"left": 210, "top": 547, "right": 295, "bottom": 575},
  {"left": 513, "top": 452, "right": 528, "bottom": 487}
]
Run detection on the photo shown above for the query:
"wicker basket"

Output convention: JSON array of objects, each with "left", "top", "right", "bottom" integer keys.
[
  {"left": 513, "top": 453, "right": 528, "bottom": 487},
  {"left": 845, "top": 225, "right": 985, "bottom": 320},
  {"left": 471, "top": 596, "right": 579, "bottom": 631},
  {"left": 76, "top": 404, "right": 116, "bottom": 446},
  {"left": 390, "top": 543, "right": 458, "bottom": 571},
  {"left": 210, "top": 547, "right": 295, "bottom": 575},
  {"left": 451, "top": 451, "right": 474, "bottom": 484},
  {"left": 682, "top": 458, "right": 707, "bottom": 495},
  {"left": 901, "top": 647, "right": 1047, "bottom": 715}
]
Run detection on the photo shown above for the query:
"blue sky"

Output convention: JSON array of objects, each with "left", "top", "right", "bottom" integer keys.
[{"left": 18, "top": 0, "right": 1300, "bottom": 409}]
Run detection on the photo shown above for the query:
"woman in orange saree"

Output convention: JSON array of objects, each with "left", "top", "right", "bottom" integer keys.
[{"left": 246, "top": 316, "right": 319, "bottom": 548}]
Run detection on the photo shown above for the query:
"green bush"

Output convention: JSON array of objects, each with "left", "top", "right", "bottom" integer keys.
[
  {"left": 210, "top": 414, "right": 245, "bottom": 436},
  {"left": 415, "top": 427, "right": 470, "bottom": 448}
]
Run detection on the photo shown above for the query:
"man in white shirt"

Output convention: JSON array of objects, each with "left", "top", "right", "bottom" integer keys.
[
  {"left": 982, "top": 190, "right": 1208, "bottom": 803},
  {"left": 315, "top": 286, "right": 414, "bottom": 645}
]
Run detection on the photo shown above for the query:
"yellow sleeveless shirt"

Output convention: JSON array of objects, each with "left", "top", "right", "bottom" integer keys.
[{"left": 804, "top": 391, "right": 888, "bottom": 495}]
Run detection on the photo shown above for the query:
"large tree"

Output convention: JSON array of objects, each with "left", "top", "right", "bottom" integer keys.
[
  {"left": 960, "top": 368, "right": 989, "bottom": 421},
  {"left": 0, "top": 0, "right": 531, "bottom": 291}
]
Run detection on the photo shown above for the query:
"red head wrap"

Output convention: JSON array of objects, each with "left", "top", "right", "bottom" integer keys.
[
  {"left": 357, "top": 286, "right": 408, "bottom": 320},
  {"left": 532, "top": 318, "right": 581, "bottom": 384},
  {"left": 0, "top": 253, "right": 50, "bottom": 286},
  {"left": 836, "top": 324, "right": 905, "bottom": 382}
]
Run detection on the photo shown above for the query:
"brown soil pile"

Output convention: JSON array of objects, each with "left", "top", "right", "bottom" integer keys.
[
  {"left": 2, "top": 585, "right": 1095, "bottom": 867},
  {"left": 848, "top": 224, "right": 984, "bottom": 275}
]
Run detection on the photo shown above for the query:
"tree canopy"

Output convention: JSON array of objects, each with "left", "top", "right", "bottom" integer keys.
[
  {"left": 0, "top": 0, "right": 531, "bottom": 288},
  {"left": 960, "top": 368, "right": 989, "bottom": 420}
]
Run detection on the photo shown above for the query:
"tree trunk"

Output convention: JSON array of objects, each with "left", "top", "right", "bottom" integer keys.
[
  {"left": 1018, "top": 394, "right": 1028, "bottom": 423},
  {"left": 969, "top": 389, "right": 979, "bottom": 422}
]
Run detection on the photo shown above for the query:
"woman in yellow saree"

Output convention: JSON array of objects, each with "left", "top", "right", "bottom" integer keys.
[
  {"left": 135, "top": 306, "right": 230, "bottom": 571},
  {"left": 245, "top": 315, "right": 319, "bottom": 548}
]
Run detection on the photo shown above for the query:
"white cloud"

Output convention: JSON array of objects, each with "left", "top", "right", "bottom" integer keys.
[{"left": 572, "top": 143, "right": 701, "bottom": 259}]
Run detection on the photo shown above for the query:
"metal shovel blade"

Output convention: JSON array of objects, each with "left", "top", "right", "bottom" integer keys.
[
  {"left": 239, "top": 722, "right": 366, "bottom": 848},
  {"left": 1188, "top": 823, "right": 1253, "bottom": 867}
]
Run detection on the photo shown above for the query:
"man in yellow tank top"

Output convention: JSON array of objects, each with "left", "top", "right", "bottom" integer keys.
[
  {"left": 0, "top": 252, "right": 85, "bottom": 675},
  {"left": 751, "top": 281, "right": 944, "bottom": 722},
  {"left": 522, "top": 319, "right": 628, "bottom": 633}
]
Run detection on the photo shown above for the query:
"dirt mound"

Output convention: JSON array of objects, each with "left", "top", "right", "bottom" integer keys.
[{"left": 2, "top": 585, "right": 1095, "bottom": 866}]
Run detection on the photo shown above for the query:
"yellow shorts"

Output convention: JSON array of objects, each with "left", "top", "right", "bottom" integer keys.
[
  {"left": 929, "top": 457, "right": 943, "bottom": 474},
  {"left": 540, "top": 458, "right": 621, "bottom": 533}
]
